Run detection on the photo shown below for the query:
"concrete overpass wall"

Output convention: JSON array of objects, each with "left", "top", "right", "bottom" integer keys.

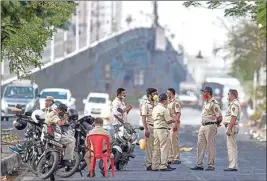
[{"left": 1, "top": 27, "right": 190, "bottom": 110}]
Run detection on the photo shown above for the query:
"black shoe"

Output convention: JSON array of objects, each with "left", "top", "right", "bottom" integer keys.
[
  {"left": 146, "top": 166, "right": 152, "bottom": 171},
  {"left": 190, "top": 166, "right": 204, "bottom": 170},
  {"left": 160, "top": 167, "right": 176, "bottom": 171},
  {"left": 205, "top": 166, "right": 215, "bottom": 171},
  {"left": 172, "top": 160, "right": 181, "bottom": 164},
  {"left": 224, "top": 168, "right": 238, "bottom": 171},
  {"left": 168, "top": 161, "right": 172, "bottom": 164},
  {"left": 62, "top": 160, "right": 72, "bottom": 167}
]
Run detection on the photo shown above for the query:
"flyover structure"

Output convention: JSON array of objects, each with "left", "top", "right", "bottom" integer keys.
[{"left": 1, "top": 27, "right": 193, "bottom": 109}]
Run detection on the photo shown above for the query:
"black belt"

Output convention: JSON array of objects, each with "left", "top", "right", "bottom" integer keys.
[
  {"left": 154, "top": 127, "right": 168, "bottom": 130},
  {"left": 202, "top": 122, "right": 217, "bottom": 126}
]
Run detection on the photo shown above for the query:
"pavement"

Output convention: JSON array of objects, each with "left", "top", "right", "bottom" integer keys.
[{"left": 1, "top": 108, "right": 266, "bottom": 181}]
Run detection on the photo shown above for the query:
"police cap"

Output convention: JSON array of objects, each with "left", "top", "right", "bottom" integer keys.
[
  {"left": 159, "top": 93, "right": 168, "bottom": 101},
  {"left": 201, "top": 86, "right": 213, "bottom": 94}
]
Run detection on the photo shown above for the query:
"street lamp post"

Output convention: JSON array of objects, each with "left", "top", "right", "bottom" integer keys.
[
  {"left": 86, "top": 1, "right": 91, "bottom": 47},
  {"left": 75, "top": 3, "right": 80, "bottom": 51}
]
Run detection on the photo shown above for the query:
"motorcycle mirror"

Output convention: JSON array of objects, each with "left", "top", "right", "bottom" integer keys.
[
  {"left": 117, "top": 108, "right": 123, "bottom": 113},
  {"left": 25, "top": 111, "right": 32, "bottom": 116},
  {"left": 139, "top": 126, "right": 144, "bottom": 130}
]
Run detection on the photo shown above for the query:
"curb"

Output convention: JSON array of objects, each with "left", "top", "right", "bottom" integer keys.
[{"left": 1, "top": 153, "right": 22, "bottom": 176}]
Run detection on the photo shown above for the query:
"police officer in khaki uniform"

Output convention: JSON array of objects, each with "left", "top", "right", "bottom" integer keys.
[
  {"left": 191, "top": 87, "right": 222, "bottom": 171},
  {"left": 45, "top": 103, "right": 76, "bottom": 167},
  {"left": 152, "top": 93, "right": 176, "bottom": 171},
  {"left": 167, "top": 88, "right": 182, "bottom": 164},
  {"left": 85, "top": 118, "right": 113, "bottom": 177},
  {"left": 140, "top": 88, "right": 158, "bottom": 171},
  {"left": 44, "top": 96, "right": 55, "bottom": 112},
  {"left": 223, "top": 89, "right": 241, "bottom": 171}
]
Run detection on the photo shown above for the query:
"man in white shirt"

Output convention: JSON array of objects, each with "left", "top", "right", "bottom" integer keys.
[{"left": 111, "top": 88, "right": 132, "bottom": 125}]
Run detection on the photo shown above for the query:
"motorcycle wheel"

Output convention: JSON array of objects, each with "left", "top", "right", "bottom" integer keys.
[
  {"left": 29, "top": 155, "right": 39, "bottom": 175},
  {"left": 56, "top": 151, "right": 80, "bottom": 178},
  {"left": 37, "top": 151, "right": 59, "bottom": 179},
  {"left": 113, "top": 150, "right": 123, "bottom": 170}
]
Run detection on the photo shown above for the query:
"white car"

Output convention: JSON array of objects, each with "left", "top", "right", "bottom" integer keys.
[
  {"left": 178, "top": 91, "right": 199, "bottom": 109},
  {"left": 39, "top": 88, "right": 76, "bottom": 110},
  {"left": 83, "top": 92, "right": 111, "bottom": 122}
]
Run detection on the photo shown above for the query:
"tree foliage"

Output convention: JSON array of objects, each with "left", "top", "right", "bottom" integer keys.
[
  {"left": 183, "top": 1, "right": 266, "bottom": 37},
  {"left": 1, "top": 1, "right": 75, "bottom": 79},
  {"left": 225, "top": 20, "right": 266, "bottom": 82}
]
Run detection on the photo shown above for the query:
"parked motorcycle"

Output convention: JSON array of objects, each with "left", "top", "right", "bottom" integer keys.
[
  {"left": 12, "top": 107, "right": 45, "bottom": 175},
  {"left": 111, "top": 108, "right": 144, "bottom": 170},
  {"left": 72, "top": 115, "right": 95, "bottom": 175}
]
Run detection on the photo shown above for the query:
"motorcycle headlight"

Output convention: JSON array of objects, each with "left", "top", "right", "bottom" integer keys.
[{"left": 1, "top": 100, "right": 8, "bottom": 110}]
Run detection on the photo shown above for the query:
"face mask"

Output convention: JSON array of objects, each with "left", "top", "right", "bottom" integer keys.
[
  {"left": 203, "top": 94, "right": 209, "bottom": 100},
  {"left": 153, "top": 94, "right": 159, "bottom": 101}
]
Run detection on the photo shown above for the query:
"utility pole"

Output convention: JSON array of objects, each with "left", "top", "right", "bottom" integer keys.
[
  {"left": 96, "top": 1, "right": 100, "bottom": 41},
  {"left": 153, "top": 1, "right": 159, "bottom": 27}
]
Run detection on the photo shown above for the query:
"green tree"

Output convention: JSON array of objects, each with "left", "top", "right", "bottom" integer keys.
[
  {"left": 224, "top": 20, "right": 266, "bottom": 82},
  {"left": 183, "top": 1, "right": 266, "bottom": 37},
  {"left": 1, "top": 1, "right": 75, "bottom": 79}
]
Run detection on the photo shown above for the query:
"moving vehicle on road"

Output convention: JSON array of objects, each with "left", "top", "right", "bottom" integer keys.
[
  {"left": 1, "top": 80, "right": 39, "bottom": 121},
  {"left": 83, "top": 92, "right": 111, "bottom": 124},
  {"left": 38, "top": 88, "right": 76, "bottom": 110},
  {"left": 178, "top": 90, "right": 200, "bottom": 109}
]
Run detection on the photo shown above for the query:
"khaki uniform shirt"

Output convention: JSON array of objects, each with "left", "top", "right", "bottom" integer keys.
[
  {"left": 44, "top": 108, "right": 60, "bottom": 126},
  {"left": 111, "top": 97, "right": 127, "bottom": 125},
  {"left": 86, "top": 126, "right": 112, "bottom": 152},
  {"left": 201, "top": 97, "right": 222, "bottom": 124},
  {"left": 140, "top": 100, "right": 156, "bottom": 125},
  {"left": 152, "top": 103, "right": 172, "bottom": 129},
  {"left": 167, "top": 98, "right": 182, "bottom": 128},
  {"left": 223, "top": 99, "right": 241, "bottom": 125},
  {"left": 44, "top": 108, "right": 62, "bottom": 135}
]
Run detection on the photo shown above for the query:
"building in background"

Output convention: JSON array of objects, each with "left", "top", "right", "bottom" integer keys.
[
  {"left": 70, "top": 1, "right": 122, "bottom": 43},
  {"left": 90, "top": 1, "right": 122, "bottom": 42}
]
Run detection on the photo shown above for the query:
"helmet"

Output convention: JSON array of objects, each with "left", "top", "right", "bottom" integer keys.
[
  {"left": 68, "top": 109, "right": 78, "bottom": 121},
  {"left": 13, "top": 118, "right": 27, "bottom": 130},
  {"left": 31, "top": 110, "right": 45, "bottom": 124},
  {"left": 57, "top": 103, "right": 68, "bottom": 113}
]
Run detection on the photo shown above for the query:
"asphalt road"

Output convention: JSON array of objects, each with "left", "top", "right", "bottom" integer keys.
[{"left": 6, "top": 107, "right": 266, "bottom": 181}]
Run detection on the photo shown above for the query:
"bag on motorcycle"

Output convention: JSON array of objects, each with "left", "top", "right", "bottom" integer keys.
[{"left": 60, "top": 124, "right": 75, "bottom": 136}]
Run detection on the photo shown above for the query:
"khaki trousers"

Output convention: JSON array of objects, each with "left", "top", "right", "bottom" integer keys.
[
  {"left": 226, "top": 126, "right": 238, "bottom": 169},
  {"left": 152, "top": 128, "right": 170, "bottom": 170},
  {"left": 145, "top": 125, "right": 154, "bottom": 167},
  {"left": 197, "top": 124, "right": 217, "bottom": 168},
  {"left": 60, "top": 135, "right": 76, "bottom": 160},
  {"left": 168, "top": 126, "right": 180, "bottom": 162}
]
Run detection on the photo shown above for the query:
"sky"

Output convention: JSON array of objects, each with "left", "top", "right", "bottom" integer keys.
[{"left": 121, "top": 1, "right": 231, "bottom": 57}]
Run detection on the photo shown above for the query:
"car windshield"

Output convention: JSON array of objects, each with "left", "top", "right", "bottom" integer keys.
[
  {"left": 40, "top": 91, "right": 67, "bottom": 99},
  {"left": 88, "top": 97, "right": 106, "bottom": 104},
  {"left": 4, "top": 86, "right": 34, "bottom": 99}
]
